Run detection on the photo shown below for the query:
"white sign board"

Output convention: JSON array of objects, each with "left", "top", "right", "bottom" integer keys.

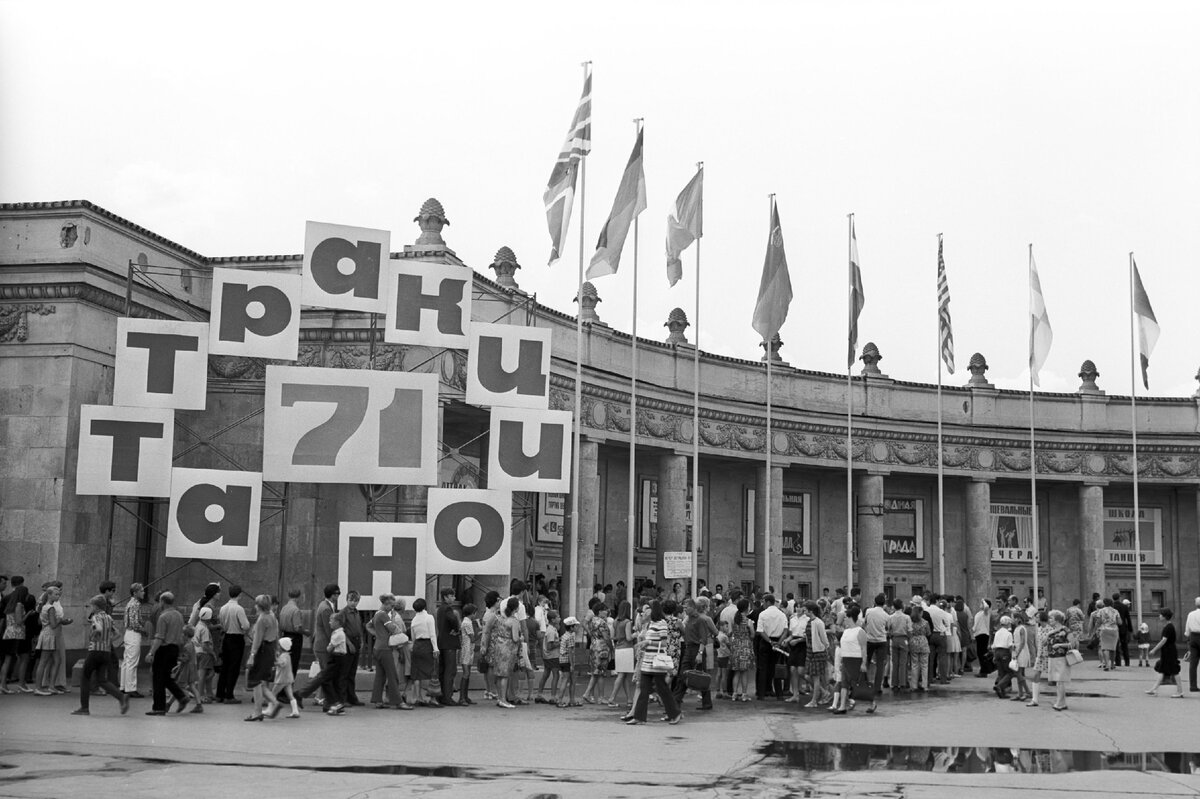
[
  {"left": 425, "top": 488, "right": 512, "bottom": 576},
  {"left": 339, "top": 522, "right": 426, "bottom": 611},
  {"left": 113, "top": 318, "right": 209, "bottom": 410},
  {"left": 166, "top": 468, "right": 262, "bottom": 561},
  {"left": 662, "top": 551, "right": 693, "bottom": 579},
  {"left": 76, "top": 405, "right": 174, "bottom": 497},
  {"left": 209, "top": 267, "right": 301, "bottom": 360}
]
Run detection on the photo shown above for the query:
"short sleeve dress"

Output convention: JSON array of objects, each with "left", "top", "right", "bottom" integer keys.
[
  {"left": 729, "top": 618, "right": 756, "bottom": 672},
  {"left": 1155, "top": 622, "right": 1180, "bottom": 677},
  {"left": 587, "top": 616, "right": 612, "bottom": 674}
]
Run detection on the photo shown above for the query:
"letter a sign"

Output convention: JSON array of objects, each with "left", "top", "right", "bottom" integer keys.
[{"left": 166, "top": 468, "right": 262, "bottom": 561}]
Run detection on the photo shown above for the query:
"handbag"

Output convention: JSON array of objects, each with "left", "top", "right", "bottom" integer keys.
[
  {"left": 388, "top": 632, "right": 409, "bottom": 648},
  {"left": 614, "top": 648, "right": 635, "bottom": 674},
  {"left": 307, "top": 660, "right": 321, "bottom": 679},
  {"left": 850, "top": 677, "right": 876, "bottom": 702},
  {"left": 1065, "top": 649, "right": 1084, "bottom": 666},
  {"left": 683, "top": 669, "right": 712, "bottom": 691},
  {"left": 774, "top": 663, "right": 789, "bottom": 680},
  {"left": 650, "top": 642, "right": 674, "bottom": 671}
]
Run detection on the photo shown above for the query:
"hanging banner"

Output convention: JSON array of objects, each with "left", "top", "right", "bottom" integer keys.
[
  {"left": 990, "top": 502, "right": 1036, "bottom": 562},
  {"left": 209, "top": 267, "right": 301, "bottom": 360},
  {"left": 1104, "top": 506, "right": 1163, "bottom": 565},
  {"left": 263, "top": 365, "right": 438, "bottom": 485},
  {"left": 466, "top": 323, "right": 551, "bottom": 409},
  {"left": 883, "top": 497, "right": 924, "bottom": 560},
  {"left": 486, "top": 406, "right": 572, "bottom": 492},
  {"left": 76, "top": 405, "right": 174, "bottom": 497},
  {"left": 166, "top": 468, "right": 262, "bottom": 561},
  {"left": 384, "top": 261, "right": 473, "bottom": 348},
  {"left": 339, "top": 522, "right": 426, "bottom": 611},
  {"left": 425, "top": 488, "right": 512, "bottom": 575},
  {"left": 113, "top": 318, "right": 209, "bottom": 410},
  {"left": 301, "top": 221, "right": 390, "bottom": 313}
]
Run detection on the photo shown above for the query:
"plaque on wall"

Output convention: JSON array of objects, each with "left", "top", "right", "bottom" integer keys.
[
  {"left": 990, "top": 503, "right": 1037, "bottom": 562},
  {"left": 883, "top": 498, "right": 923, "bottom": 560},
  {"left": 1104, "top": 507, "right": 1162, "bottom": 565}
]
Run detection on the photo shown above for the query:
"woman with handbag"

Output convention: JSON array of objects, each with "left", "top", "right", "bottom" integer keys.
[
  {"left": 1144, "top": 608, "right": 1183, "bottom": 698},
  {"left": 1027, "top": 609, "right": 1049, "bottom": 707},
  {"left": 624, "top": 601, "right": 682, "bottom": 725},
  {"left": 728, "top": 599, "right": 756, "bottom": 702},
  {"left": 369, "top": 594, "right": 410, "bottom": 710},
  {"left": 1045, "top": 609, "right": 1074, "bottom": 711},
  {"left": 834, "top": 605, "right": 874, "bottom": 715}
]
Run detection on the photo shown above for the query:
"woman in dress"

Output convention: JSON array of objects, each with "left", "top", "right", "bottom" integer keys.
[
  {"left": 1145, "top": 608, "right": 1183, "bottom": 698},
  {"left": 476, "top": 591, "right": 501, "bottom": 700},
  {"left": 728, "top": 598, "right": 756, "bottom": 701},
  {"left": 408, "top": 598, "right": 438, "bottom": 706},
  {"left": 0, "top": 584, "right": 33, "bottom": 693},
  {"left": 605, "top": 601, "right": 635, "bottom": 707},
  {"left": 245, "top": 594, "right": 281, "bottom": 721},
  {"left": 835, "top": 605, "right": 873, "bottom": 714},
  {"left": 1088, "top": 598, "right": 1121, "bottom": 671},
  {"left": 1044, "top": 609, "right": 1073, "bottom": 711},
  {"left": 1028, "top": 610, "right": 1050, "bottom": 707},
  {"left": 33, "top": 586, "right": 70, "bottom": 695},
  {"left": 1009, "top": 609, "right": 1033, "bottom": 703},
  {"left": 457, "top": 603, "right": 477, "bottom": 705},
  {"left": 492, "top": 597, "right": 522, "bottom": 709},
  {"left": 581, "top": 601, "right": 612, "bottom": 704}
]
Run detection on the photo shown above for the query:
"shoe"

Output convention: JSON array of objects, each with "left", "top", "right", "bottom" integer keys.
[
  {"left": 582, "top": 695, "right": 595, "bottom": 704},
  {"left": 1170, "top": 693, "right": 1185, "bottom": 699},
  {"left": 189, "top": 704, "right": 203, "bottom": 713},
  {"left": 71, "top": 708, "right": 89, "bottom": 716},
  {"left": 1052, "top": 704, "right": 1067, "bottom": 711},
  {"left": 244, "top": 715, "right": 264, "bottom": 721},
  {"left": 17, "top": 685, "right": 33, "bottom": 693},
  {"left": 145, "top": 710, "right": 166, "bottom": 716},
  {"left": 1145, "top": 689, "right": 1158, "bottom": 695},
  {"left": 126, "top": 692, "right": 145, "bottom": 699},
  {"left": 1025, "top": 701, "right": 1038, "bottom": 707},
  {"left": 266, "top": 702, "right": 283, "bottom": 719},
  {"left": 439, "top": 698, "right": 461, "bottom": 707},
  {"left": 831, "top": 709, "right": 847, "bottom": 715},
  {"left": 33, "top": 689, "right": 52, "bottom": 696},
  {"left": 619, "top": 714, "right": 634, "bottom": 721},
  {"left": 175, "top": 698, "right": 190, "bottom": 714},
  {"left": 287, "top": 712, "right": 301, "bottom": 718},
  {"left": 397, "top": 701, "right": 414, "bottom": 710},
  {"left": 52, "top": 687, "right": 67, "bottom": 695},
  {"left": 865, "top": 703, "right": 877, "bottom": 714},
  {"left": 497, "top": 701, "right": 515, "bottom": 709},
  {"left": 325, "top": 705, "right": 345, "bottom": 716},
  {"left": 624, "top": 718, "right": 643, "bottom": 725},
  {"left": 668, "top": 714, "right": 682, "bottom": 725},
  {"left": 119, "top": 695, "right": 130, "bottom": 715}
]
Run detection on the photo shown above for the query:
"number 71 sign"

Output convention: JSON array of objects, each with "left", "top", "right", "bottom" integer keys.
[{"left": 263, "top": 365, "right": 438, "bottom": 485}]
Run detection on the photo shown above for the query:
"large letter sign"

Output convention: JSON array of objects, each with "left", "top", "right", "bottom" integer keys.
[
  {"left": 263, "top": 365, "right": 438, "bottom": 485},
  {"left": 339, "top": 522, "right": 426, "bottom": 611},
  {"left": 166, "top": 468, "right": 262, "bottom": 561},
  {"left": 487, "top": 407, "right": 572, "bottom": 493},
  {"left": 466, "top": 323, "right": 551, "bottom": 409},
  {"left": 113, "top": 319, "right": 209, "bottom": 410},
  {"left": 384, "top": 261, "right": 473, "bottom": 348},
  {"left": 301, "top": 221, "right": 389, "bottom": 313},
  {"left": 76, "top": 405, "right": 174, "bottom": 496},
  {"left": 209, "top": 268, "right": 301, "bottom": 360},
  {"left": 425, "top": 488, "right": 511, "bottom": 575}
]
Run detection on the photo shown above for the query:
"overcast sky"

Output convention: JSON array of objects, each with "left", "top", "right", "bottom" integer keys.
[{"left": 4, "top": 1, "right": 1198, "bottom": 398}]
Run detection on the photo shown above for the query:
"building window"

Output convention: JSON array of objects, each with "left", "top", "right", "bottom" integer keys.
[
  {"left": 1150, "top": 591, "right": 1165, "bottom": 611},
  {"left": 797, "top": 582, "right": 812, "bottom": 601}
]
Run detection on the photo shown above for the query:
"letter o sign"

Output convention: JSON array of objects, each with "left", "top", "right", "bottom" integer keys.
[{"left": 424, "top": 489, "right": 511, "bottom": 576}]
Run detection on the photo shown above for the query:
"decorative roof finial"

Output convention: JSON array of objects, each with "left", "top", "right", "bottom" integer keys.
[
  {"left": 413, "top": 198, "right": 449, "bottom": 247},
  {"left": 665, "top": 307, "right": 690, "bottom": 345},
  {"left": 574, "top": 281, "right": 601, "bottom": 324},
  {"left": 489, "top": 246, "right": 521, "bottom": 290}
]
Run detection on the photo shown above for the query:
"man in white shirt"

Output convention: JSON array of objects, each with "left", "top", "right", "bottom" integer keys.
[
  {"left": 1186, "top": 596, "right": 1200, "bottom": 692},
  {"left": 215, "top": 586, "right": 250, "bottom": 703},
  {"left": 862, "top": 593, "right": 891, "bottom": 697},
  {"left": 755, "top": 594, "right": 788, "bottom": 699},
  {"left": 926, "top": 596, "right": 954, "bottom": 686}
]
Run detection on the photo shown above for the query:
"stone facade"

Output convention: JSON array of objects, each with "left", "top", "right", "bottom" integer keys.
[{"left": 3, "top": 200, "right": 1199, "bottom": 642}]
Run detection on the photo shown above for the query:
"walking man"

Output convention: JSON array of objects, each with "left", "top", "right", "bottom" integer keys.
[
  {"left": 1186, "top": 596, "right": 1200, "bottom": 692},
  {"left": 145, "top": 592, "right": 188, "bottom": 715},
  {"left": 215, "top": 585, "right": 250, "bottom": 703},
  {"left": 120, "top": 583, "right": 148, "bottom": 698}
]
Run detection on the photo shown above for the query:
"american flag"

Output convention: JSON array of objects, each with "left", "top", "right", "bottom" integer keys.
[
  {"left": 937, "top": 235, "right": 955, "bottom": 374},
  {"left": 543, "top": 68, "right": 592, "bottom": 265}
]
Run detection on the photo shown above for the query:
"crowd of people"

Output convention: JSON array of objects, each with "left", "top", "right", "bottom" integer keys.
[{"left": 2, "top": 572, "right": 1198, "bottom": 723}]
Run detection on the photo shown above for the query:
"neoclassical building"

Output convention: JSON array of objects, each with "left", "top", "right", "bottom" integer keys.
[{"left": 2, "top": 199, "right": 1198, "bottom": 647}]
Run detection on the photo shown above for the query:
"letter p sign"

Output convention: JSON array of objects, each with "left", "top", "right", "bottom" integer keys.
[{"left": 166, "top": 468, "right": 262, "bottom": 561}]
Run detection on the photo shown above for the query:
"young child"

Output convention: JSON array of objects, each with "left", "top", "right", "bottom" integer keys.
[
  {"left": 829, "top": 644, "right": 845, "bottom": 712},
  {"left": 535, "top": 610, "right": 561, "bottom": 702},
  {"left": 458, "top": 604, "right": 477, "bottom": 705},
  {"left": 194, "top": 607, "right": 216, "bottom": 703},
  {"left": 167, "top": 625, "right": 202, "bottom": 713},
  {"left": 1136, "top": 622, "right": 1151, "bottom": 667},
  {"left": 556, "top": 616, "right": 578, "bottom": 708},
  {"left": 715, "top": 630, "right": 731, "bottom": 700},
  {"left": 272, "top": 637, "right": 300, "bottom": 717}
]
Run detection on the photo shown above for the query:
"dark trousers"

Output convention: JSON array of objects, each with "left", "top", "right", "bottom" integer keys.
[
  {"left": 299, "top": 654, "right": 343, "bottom": 707},
  {"left": 993, "top": 648, "right": 1014, "bottom": 693},
  {"left": 216, "top": 634, "right": 245, "bottom": 700},
  {"left": 336, "top": 652, "right": 358, "bottom": 704},
  {"left": 755, "top": 637, "right": 785, "bottom": 698},
  {"left": 284, "top": 632, "right": 303, "bottom": 677},
  {"left": 975, "top": 635, "right": 993, "bottom": 676},
  {"left": 80, "top": 651, "right": 121, "bottom": 710},
  {"left": 151, "top": 644, "right": 186, "bottom": 711},
  {"left": 929, "top": 633, "right": 948, "bottom": 683},
  {"left": 1188, "top": 633, "right": 1200, "bottom": 690},
  {"left": 671, "top": 643, "right": 712, "bottom": 708},
  {"left": 1117, "top": 627, "right": 1130, "bottom": 666},
  {"left": 866, "top": 640, "right": 888, "bottom": 696},
  {"left": 632, "top": 670, "right": 679, "bottom": 721},
  {"left": 438, "top": 648, "right": 459, "bottom": 701}
]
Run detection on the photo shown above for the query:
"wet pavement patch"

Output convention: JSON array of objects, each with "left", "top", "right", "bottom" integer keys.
[{"left": 759, "top": 741, "right": 1200, "bottom": 774}]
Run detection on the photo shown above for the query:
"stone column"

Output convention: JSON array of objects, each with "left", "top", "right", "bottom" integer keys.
[
  {"left": 965, "top": 479, "right": 993, "bottom": 603},
  {"left": 856, "top": 473, "right": 885, "bottom": 597},
  {"left": 563, "top": 439, "right": 600, "bottom": 617},
  {"left": 754, "top": 465, "right": 784, "bottom": 594},
  {"left": 1079, "top": 483, "right": 1105, "bottom": 601},
  {"left": 656, "top": 453, "right": 688, "bottom": 590}
]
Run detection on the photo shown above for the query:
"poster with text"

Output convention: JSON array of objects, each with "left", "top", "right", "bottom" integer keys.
[
  {"left": 425, "top": 488, "right": 512, "bottom": 575},
  {"left": 113, "top": 318, "right": 209, "bottom": 410},
  {"left": 301, "top": 221, "right": 389, "bottom": 313},
  {"left": 1104, "top": 506, "right": 1162, "bottom": 565},
  {"left": 466, "top": 323, "right": 551, "bottom": 408},
  {"left": 537, "top": 493, "right": 566, "bottom": 544},
  {"left": 782, "top": 492, "right": 812, "bottom": 557},
  {"left": 209, "top": 267, "right": 301, "bottom": 360},
  {"left": 166, "top": 468, "right": 262, "bottom": 561},
  {"left": 263, "top": 365, "right": 438, "bottom": 485},
  {"left": 76, "top": 405, "right": 175, "bottom": 497},
  {"left": 384, "top": 260, "right": 473, "bottom": 348},
  {"left": 883, "top": 497, "right": 924, "bottom": 560},
  {"left": 339, "top": 522, "right": 426, "bottom": 611},
  {"left": 990, "top": 502, "right": 1036, "bottom": 562}
]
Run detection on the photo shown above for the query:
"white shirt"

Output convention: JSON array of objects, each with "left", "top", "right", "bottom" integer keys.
[
  {"left": 410, "top": 610, "right": 437, "bottom": 649},
  {"left": 927, "top": 603, "right": 953, "bottom": 635},
  {"left": 840, "top": 626, "right": 865, "bottom": 658},
  {"left": 992, "top": 628, "right": 1014, "bottom": 649},
  {"left": 1185, "top": 607, "right": 1200, "bottom": 635},
  {"left": 756, "top": 605, "right": 788, "bottom": 639},
  {"left": 788, "top": 613, "right": 809, "bottom": 640},
  {"left": 718, "top": 603, "right": 738, "bottom": 632}
]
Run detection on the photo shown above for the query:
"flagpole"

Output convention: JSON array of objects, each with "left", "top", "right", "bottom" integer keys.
[
  {"left": 570, "top": 61, "right": 589, "bottom": 617},
  {"left": 846, "top": 213, "right": 855, "bottom": 597},
  {"left": 1027, "top": 243, "right": 1040, "bottom": 608},
  {"left": 936, "top": 233, "right": 946, "bottom": 594},
  {"left": 690, "top": 162, "right": 703, "bottom": 595},
  {"left": 761, "top": 194, "right": 775, "bottom": 597},
  {"left": 626, "top": 118, "right": 643, "bottom": 604},
  {"left": 1128, "top": 252, "right": 1143, "bottom": 627}
]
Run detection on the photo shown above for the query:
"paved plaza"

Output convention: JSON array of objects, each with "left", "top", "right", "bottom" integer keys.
[{"left": 1, "top": 662, "right": 1197, "bottom": 798}]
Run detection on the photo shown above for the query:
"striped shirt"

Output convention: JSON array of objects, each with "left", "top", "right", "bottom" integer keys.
[{"left": 88, "top": 611, "right": 115, "bottom": 652}]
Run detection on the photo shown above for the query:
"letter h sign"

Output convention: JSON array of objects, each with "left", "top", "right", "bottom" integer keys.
[{"left": 338, "top": 523, "right": 426, "bottom": 611}]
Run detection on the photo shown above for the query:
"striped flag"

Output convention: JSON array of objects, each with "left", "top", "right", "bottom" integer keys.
[
  {"left": 665, "top": 167, "right": 703, "bottom": 286},
  {"left": 937, "top": 236, "right": 955, "bottom": 374},
  {"left": 1131, "top": 258, "right": 1159, "bottom": 389},
  {"left": 1028, "top": 248, "right": 1053, "bottom": 387},
  {"left": 751, "top": 197, "right": 792, "bottom": 341},
  {"left": 848, "top": 217, "right": 865, "bottom": 368},
  {"left": 587, "top": 128, "right": 646, "bottom": 280},
  {"left": 543, "top": 69, "right": 592, "bottom": 266}
]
